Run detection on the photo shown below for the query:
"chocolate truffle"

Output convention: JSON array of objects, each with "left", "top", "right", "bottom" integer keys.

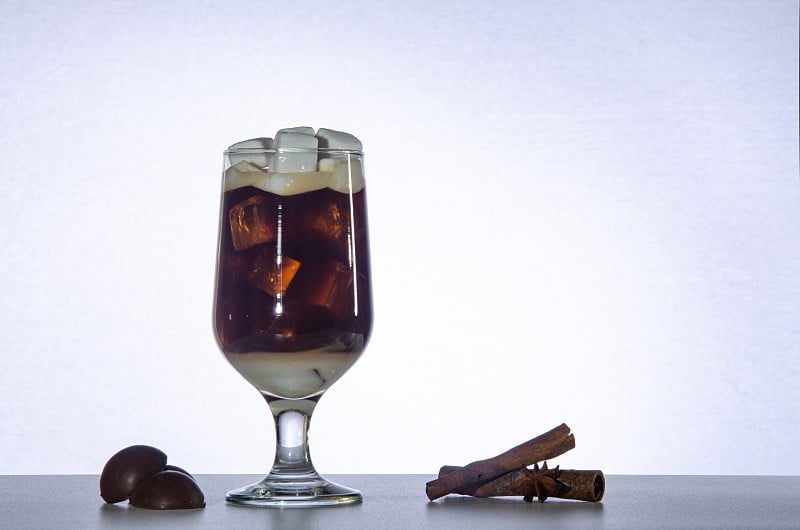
[
  {"left": 100, "top": 445, "right": 167, "bottom": 504},
  {"left": 164, "top": 464, "right": 193, "bottom": 477},
  {"left": 129, "top": 470, "right": 206, "bottom": 510}
]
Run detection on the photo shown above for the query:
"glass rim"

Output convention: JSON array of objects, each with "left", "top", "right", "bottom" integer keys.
[{"left": 224, "top": 147, "right": 363, "bottom": 156}]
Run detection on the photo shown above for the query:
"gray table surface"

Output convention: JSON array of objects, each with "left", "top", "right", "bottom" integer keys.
[{"left": 1, "top": 474, "right": 799, "bottom": 529}]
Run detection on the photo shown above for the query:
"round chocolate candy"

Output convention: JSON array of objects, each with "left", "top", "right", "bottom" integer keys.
[
  {"left": 130, "top": 470, "right": 206, "bottom": 510},
  {"left": 164, "top": 464, "right": 193, "bottom": 478},
  {"left": 100, "top": 445, "right": 167, "bottom": 503}
]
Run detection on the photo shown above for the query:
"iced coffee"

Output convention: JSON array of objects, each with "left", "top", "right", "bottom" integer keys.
[{"left": 213, "top": 127, "right": 372, "bottom": 399}]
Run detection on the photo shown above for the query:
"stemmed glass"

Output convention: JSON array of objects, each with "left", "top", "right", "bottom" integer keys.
[{"left": 213, "top": 140, "right": 372, "bottom": 507}]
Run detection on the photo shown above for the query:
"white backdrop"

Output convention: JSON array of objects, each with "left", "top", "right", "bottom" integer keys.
[{"left": 1, "top": 0, "right": 798, "bottom": 476}]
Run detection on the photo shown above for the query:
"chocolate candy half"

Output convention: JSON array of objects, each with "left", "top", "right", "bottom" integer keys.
[
  {"left": 164, "top": 464, "right": 193, "bottom": 477},
  {"left": 130, "top": 470, "right": 206, "bottom": 510},
  {"left": 100, "top": 445, "right": 167, "bottom": 503}
]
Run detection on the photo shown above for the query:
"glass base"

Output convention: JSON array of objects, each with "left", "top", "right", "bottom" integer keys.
[{"left": 226, "top": 473, "right": 362, "bottom": 508}]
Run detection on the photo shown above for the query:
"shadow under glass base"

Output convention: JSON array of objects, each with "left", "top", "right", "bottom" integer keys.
[{"left": 226, "top": 473, "right": 362, "bottom": 508}]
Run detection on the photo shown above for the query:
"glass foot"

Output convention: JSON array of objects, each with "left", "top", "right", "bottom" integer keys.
[{"left": 226, "top": 473, "right": 362, "bottom": 507}]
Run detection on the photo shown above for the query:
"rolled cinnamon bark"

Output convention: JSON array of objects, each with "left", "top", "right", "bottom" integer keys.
[
  {"left": 438, "top": 465, "right": 605, "bottom": 502},
  {"left": 425, "top": 424, "right": 575, "bottom": 501}
]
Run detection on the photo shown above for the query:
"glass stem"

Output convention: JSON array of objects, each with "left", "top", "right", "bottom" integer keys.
[{"left": 267, "top": 397, "right": 319, "bottom": 477}]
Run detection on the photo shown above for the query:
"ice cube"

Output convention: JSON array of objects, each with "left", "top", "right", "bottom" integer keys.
[
  {"left": 319, "top": 158, "right": 365, "bottom": 193},
  {"left": 303, "top": 260, "right": 354, "bottom": 316},
  {"left": 228, "top": 137, "right": 274, "bottom": 168},
  {"left": 261, "top": 171, "right": 330, "bottom": 196},
  {"left": 248, "top": 247, "right": 301, "bottom": 297},
  {"left": 316, "top": 128, "right": 362, "bottom": 151},
  {"left": 272, "top": 130, "right": 319, "bottom": 173},
  {"left": 224, "top": 161, "right": 268, "bottom": 192},
  {"left": 225, "top": 162, "right": 329, "bottom": 195},
  {"left": 301, "top": 194, "right": 368, "bottom": 259},
  {"left": 277, "top": 126, "right": 315, "bottom": 136},
  {"left": 229, "top": 194, "right": 276, "bottom": 251},
  {"left": 309, "top": 201, "right": 345, "bottom": 242}
]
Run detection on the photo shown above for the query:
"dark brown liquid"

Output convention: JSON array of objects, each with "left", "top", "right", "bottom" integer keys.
[{"left": 214, "top": 185, "right": 372, "bottom": 357}]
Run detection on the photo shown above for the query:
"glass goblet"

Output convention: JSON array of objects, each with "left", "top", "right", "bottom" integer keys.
[{"left": 213, "top": 144, "right": 372, "bottom": 507}]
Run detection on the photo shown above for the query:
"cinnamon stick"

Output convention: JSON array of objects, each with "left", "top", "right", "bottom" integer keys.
[
  {"left": 438, "top": 464, "right": 605, "bottom": 503},
  {"left": 425, "top": 423, "right": 575, "bottom": 501}
]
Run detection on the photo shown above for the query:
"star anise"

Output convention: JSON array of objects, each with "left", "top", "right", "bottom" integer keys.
[{"left": 522, "top": 461, "right": 567, "bottom": 503}]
